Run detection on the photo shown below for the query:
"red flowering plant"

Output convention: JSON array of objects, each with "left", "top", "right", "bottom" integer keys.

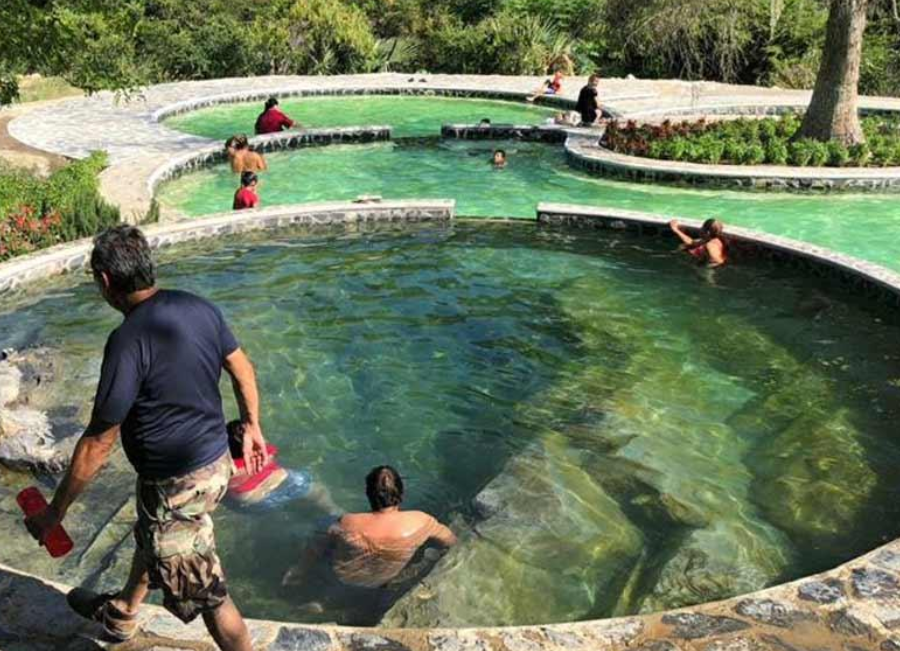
[{"left": 0, "top": 206, "right": 63, "bottom": 261}]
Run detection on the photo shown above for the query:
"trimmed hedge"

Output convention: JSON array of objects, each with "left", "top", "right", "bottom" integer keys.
[
  {"left": 602, "top": 114, "right": 900, "bottom": 168},
  {"left": 0, "top": 152, "right": 120, "bottom": 261}
]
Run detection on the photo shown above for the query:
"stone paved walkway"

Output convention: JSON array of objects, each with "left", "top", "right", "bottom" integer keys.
[{"left": 8, "top": 73, "right": 900, "bottom": 218}]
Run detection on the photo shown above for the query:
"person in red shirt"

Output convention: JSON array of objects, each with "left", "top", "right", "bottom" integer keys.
[
  {"left": 233, "top": 172, "right": 260, "bottom": 210},
  {"left": 255, "top": 97, "right": 295, "bottom": 135}
]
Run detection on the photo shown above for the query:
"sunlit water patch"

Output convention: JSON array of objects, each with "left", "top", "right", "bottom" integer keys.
[
  {"left": 164, "top": 95, "right": 558, "bottom": 140},
  {"left": 157, "top": 140, "right": 900, "bottom": 271}
]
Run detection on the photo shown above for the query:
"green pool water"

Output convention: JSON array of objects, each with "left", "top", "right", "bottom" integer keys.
[
  {"left": 157, "top": 139, "right": 900, "bottom": 271},
  {"left": 2, "top": 223, "right": 900, "bottom": 626},
  {"left": 164, "top": 95, "right": 557, "bottom": 140}
]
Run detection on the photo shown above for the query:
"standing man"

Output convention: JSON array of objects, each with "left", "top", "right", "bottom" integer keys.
[
  {"left": 25, "top": 225, "right": 267, "bottom": 651},
  {"left": 576, "top": 74, "right": 602, "bottom": 126}
]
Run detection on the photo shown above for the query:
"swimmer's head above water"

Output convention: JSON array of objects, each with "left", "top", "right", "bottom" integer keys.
[{"left": 365, "top": 465, "right": 404, "bottom": 512}]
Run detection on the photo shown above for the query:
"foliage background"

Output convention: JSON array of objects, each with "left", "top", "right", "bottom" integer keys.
[{"left": 2, "top": 0, "right": 899, "bottom": 104}]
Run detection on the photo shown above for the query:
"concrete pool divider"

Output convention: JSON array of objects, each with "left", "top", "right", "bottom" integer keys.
[
  {"left": 0, "top": 200, "right": 455, "bottom": 295},
  {"left": 536, "top": 203, "right": 900, "bottom": 304},
  {"left": 147, "top": 125, "right": 393, "bottom": 218}
]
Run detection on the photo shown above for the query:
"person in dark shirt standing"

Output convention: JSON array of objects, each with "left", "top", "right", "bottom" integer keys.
[
  {"left": 25, "top": 225, "right": 267, "bottom": 651},
  {"left": 576, "top": 74, "right": 602, "bottom": 126},
  {"left": 255, "top": 96, "right": 295, "bottom": 134}
]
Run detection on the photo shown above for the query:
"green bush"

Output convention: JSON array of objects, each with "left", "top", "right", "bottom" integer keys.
[
  {"left": 0, "top": 152, "right": 120, "bottom": 261},
  {"left": 827, "top": 141, "right": 850, "bottom": 167},
  {"left": 605, "top": 114, "right": 900, "bottom": 168},
  {"left": 765, "top": 141, "right": 789, "bottom": 165},
  {"left": 808, "top": 141, "right": 829, "bottom": 167},
  {"left": 848, "top": 143, "right": 871, "bottom": 167},
  {"left": 788, "top": 141, "right": 813, "bottom": 167},
  {"left": 742, "top": 143, "right": 766, "bottom": 165}
]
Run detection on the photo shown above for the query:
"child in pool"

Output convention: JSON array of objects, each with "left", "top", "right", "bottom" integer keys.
[
  {"left": 491, "top": 149, "right": 507, "bottom": 168},
  {"left": 226, "top": 421, "right": 341, "bottom": 513}
]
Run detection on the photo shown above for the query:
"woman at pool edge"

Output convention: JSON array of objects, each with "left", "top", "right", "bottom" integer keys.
[
  {"left": 283, "top": 466, "right": 457, "bottom": 591},
  {"left": 669, "top": 218, "right": 728, "bottom": 267}
]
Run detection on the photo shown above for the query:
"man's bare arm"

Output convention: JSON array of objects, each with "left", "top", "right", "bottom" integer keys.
[
  {"left": 429, "top": 521, "right": 458, "bottom": 547},
  {"left": 25, "top": 423, "right": 119, "bottom": 542},
  {"left": 224, "top": 347, "right": 268, "bottom": 473}
]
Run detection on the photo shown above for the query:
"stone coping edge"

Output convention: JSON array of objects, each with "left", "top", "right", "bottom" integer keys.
[
  {"left": 151, "top": 86, "right": 583, "bottom": 123},
  {"left": 565, "top": 141, "right": 900, "bottom": 192},
  {"left": 0, "top": 200, "right": 454, "bottom": 295},
  {"left": 2, "top": 539, "right": 900, "bottom": 650},
  {"left": 147, "top": 126, "right": 392, "bottom": 198},
  {"left": 537, "top": 202, "right": 900, "bottom": 303}
]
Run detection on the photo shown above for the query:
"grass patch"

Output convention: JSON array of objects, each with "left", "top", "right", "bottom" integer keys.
[
  {"left": 15, "top": 75, "right": 82, "bottom": 103},
  {"left": 602, "top": 114, "right": 900, "bottom": 168}
]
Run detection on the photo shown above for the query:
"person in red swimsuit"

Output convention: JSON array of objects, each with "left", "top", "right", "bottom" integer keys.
[
  {"left": 527, "top": 71, "right": 565, "bottom": 102},
  {"left": 255, "top": 97, "right": 295, "bottom": 135},
  {"left": 233, "top": 172, "right": 260, "bottom": 210},
  {"left": 669, "top": 218, "right": 728, "bottom": 267}
]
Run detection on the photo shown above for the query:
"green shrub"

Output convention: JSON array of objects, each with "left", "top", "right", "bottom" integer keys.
[
  {"left": 808, "top": 141, "right": 829, "bottom": 167},
  {"left": 722, "top": 140, "right": 746, "bottom": 164},
  {"left": 758, "top": 119, "right": 778, "bottom": 143},
  {"left": 742, "top": 143, "right": 766, "bottom": 165},
  {"left": 765, "top": 141, "right": 789, "bottom": 165},
  {"left": 0, "top": 152, "right": 119, "bottom": 261},
  {"left": 789, "top": 141, "right": 813, "bottom": 167},
  {"left": 848, "top": 143, "right": 872, "bottom": 167},
  {"left": 826, "top": 141, "right": 850, "bottom": 168}
]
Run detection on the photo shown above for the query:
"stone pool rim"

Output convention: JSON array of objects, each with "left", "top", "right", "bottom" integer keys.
[{"left": 2, "top": 200, "right": 900, "bottom": 649}]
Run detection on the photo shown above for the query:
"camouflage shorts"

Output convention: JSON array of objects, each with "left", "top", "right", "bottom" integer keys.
[{"left": 134, "top": 453, "right": 232, "bottom": 622}]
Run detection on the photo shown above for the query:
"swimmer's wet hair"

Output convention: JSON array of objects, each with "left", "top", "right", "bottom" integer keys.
[
  {"left": 241, "top": 171, "right": 258, "bottom": 186},
  {"left": 265, "top": 97, "right": 279, "bottom": 110},
  {"left": 366, "top": 465, "right": 404, "bottom": 511}
]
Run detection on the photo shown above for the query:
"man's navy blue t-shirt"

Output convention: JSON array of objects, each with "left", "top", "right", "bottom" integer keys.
[{"left": 91, "top": 289, "right": 239, "bottom": 480}]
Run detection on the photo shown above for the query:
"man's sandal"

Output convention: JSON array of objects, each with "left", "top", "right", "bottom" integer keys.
[{"left": 66, "top": 588, "right": 140, "bottom": 642}]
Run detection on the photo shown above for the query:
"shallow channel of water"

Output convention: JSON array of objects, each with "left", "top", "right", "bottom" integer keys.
[
  {"left": 158, "top": 139, "right": 900, "bottom": 271},
  {"left": 164, "top": 95, "right": 558, "bottom": 140},
  {"left": 1, "top": 223, "right": 900, "bottom": 626}
]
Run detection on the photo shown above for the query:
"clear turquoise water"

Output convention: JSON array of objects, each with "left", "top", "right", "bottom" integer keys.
[
  {"left": 164, "top": 95, "right": 557, "bottom": 140},
  {"left": 157, "top": 139, "right": 900, "bottom": 271},
  {"left": 1, "top": 223, "right": 899, "bottom": 626}
]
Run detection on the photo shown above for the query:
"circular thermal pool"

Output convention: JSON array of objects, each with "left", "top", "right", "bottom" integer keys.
[{"left": 1, "top": 221, "right": 899, "bottom": 628}]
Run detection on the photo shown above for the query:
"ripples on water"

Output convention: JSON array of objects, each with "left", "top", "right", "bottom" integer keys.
[{"left": 1, "top": 223, "right": 900, "bottom": 626}]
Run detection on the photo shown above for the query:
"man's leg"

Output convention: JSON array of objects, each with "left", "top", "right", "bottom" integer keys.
[
  {"left": 202, "top": 597, "right": 253, "bottom": 651},
  {"left": 110, "top": 549, "right": 151, "bottom": 616}
]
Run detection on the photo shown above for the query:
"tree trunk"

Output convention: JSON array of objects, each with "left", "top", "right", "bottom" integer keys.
[{"left": 797, "top": 0, "right": 868, "bottom": 145}]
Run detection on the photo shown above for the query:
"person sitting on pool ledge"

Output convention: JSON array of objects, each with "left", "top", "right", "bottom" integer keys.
[
  {"left": 491, "top": 149, "right": 507, "bottom": 168},
  {"left": 233, "top": 172, "right": 260, "bottom": 211},
  {"left": 669, "top": 218, "right": 729, "bottom": 267},
  {"left": 225, "top": 135, "right": 267, "bottom": 174},
  {"left": 255, "top": 97, "right": 295, "bottom": 135},
  {"left": 282, "top": 465, "right": 456, "bottom": 591},
  {"left": 527, "top": 70, "right": 564, "bottom": 102}
]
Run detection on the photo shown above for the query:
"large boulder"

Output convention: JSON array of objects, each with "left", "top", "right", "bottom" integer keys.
[
  {"left": 0, "top": 361, "right": 21, "bottom": 407},
  {"left": 382, "top": 435, "right": 644, "bottom": 628},
  {"left": 0, "top": 407, "right": 76, "bottom": 473}
]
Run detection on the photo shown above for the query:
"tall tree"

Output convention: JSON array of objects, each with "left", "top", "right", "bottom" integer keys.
[{"left": 797, "top": 0, "right": 869, "bottom": 144}]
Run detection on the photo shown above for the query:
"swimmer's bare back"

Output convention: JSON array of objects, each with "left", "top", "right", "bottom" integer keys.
[{"left": 331, "top": 510, "right": 456, "bottom": 588}]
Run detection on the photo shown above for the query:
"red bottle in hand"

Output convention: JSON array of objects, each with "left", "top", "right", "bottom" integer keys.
[{"left": 17, "top": 487, "right": 74, "bottom": 558}]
